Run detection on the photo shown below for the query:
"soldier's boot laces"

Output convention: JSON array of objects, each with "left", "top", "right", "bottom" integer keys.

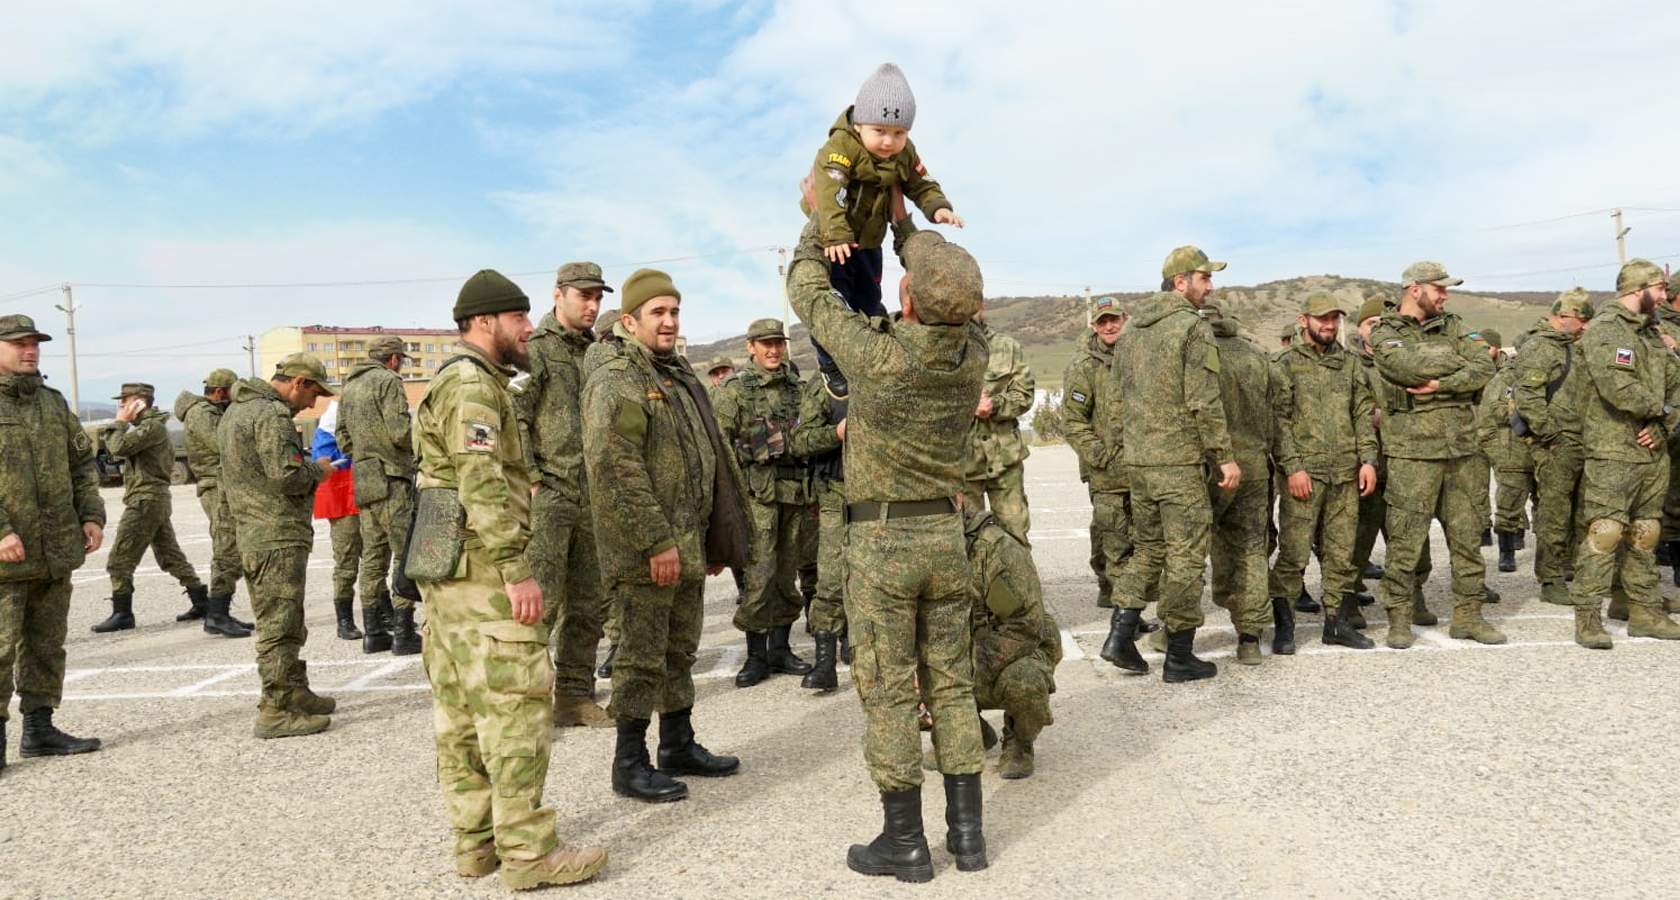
[
  {"left": 735, "top": 632, "right": 771, "bottom": 687},
  {"left": 1626, "top": 604, "right": 1680, "bottom": 640},
  {"left": 1607, "top": 591, "right": 1630, "bottom": 621},
  {"left": 455, "top": 839, "right": 498, "bottom": 878},
  {"left": 1324, "top": 596, "right": 1376, "bottom": 649},
  {"left": 1099, "top": 607, "right": 1149, "bottom": 674},
  {"left": 1235, "top": 634, "right": 1262, "bottom": 666},
  {"left": 553, "top": 696, "right": 614, "bottom": 729},
  {"left": 499, "top": 843, "right": 607, "bottom": 891},
  {"left": 1385, "top": 606, "right": 1416, "bottom": 650},
  {"left": 766, "top": 624, "right": 813, "bottom": 675},
  {"left": 1162, "top": 628, "right": 1217, "bottom": 684},
  {"left": 177, "top": 584, "right": 209, "bottom": 622},
  {"left": 1574, "top": 606, "right": 1613, "bottom": 650},
  {"left": 334, "top": 598, "right": 362, "bottom": 640},
  {"left": 90, "top": 593, "right": 135, "bottom": 633},
  {"left": 656, "top": 707, "right": 740, "bottom": 777},
  {"left": 252, "top": 703, "right": 330, "bottom": 739},
  {"left": 1449, "top": 601, "right": 1507, "bottom": 644},
  {"left": 1412, "top": 589, "right": 1437, "bottom": 626},
  {"left": 1540, "top": 580, "right": 1572, "bottom": 607},
  {"left": 943, "top": 773, "right": 987, "bottom": 872},
  {"left": 203, "top": 593, "right": 251, "bottom": 638},
  {"left": 1294, "top": 588, "right": 1321, "bottom": 614},
  {"left": 612, "top": 717, "right": 687, "bottom": 802},
  {"left": 18, "top": 708, "right": 101, "bottom": 757},
  {"left": 1270, "top": 597, "right": 1296, "bottom": 655},
  {"left": 1343, "top": 595, "right": 1368, "bottom": 630},
  {"left": 361, "top": 603, "right": 393, "bottom": 654},
  {"left": 997, "top": 718, "right": 1035, "bottom": 780},
  {"left": 802, "top": 631, "right": 839, "bottom": 691},
  {"left": 390, "top": 605, "right": 422, "bottom": 656},
  {"left": 847, "top": 787, "right": 934, "bottom": 883},
  {"left": 1496, "top": 530, "right": 1518, "bottom": 573}
]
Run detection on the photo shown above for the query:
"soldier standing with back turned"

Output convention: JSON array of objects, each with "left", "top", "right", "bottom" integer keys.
[
  {"left": 173, "top": 368, "right": 255, "bottom": 638},
  {"left": 961, "top": 309, "right": 1035, "bottom": 545}
]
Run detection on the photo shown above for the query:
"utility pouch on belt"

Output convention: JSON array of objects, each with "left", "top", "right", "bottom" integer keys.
[
  {"left": 405, "top": 487, "right": 465, "bottom": 581},
  {"left": 351, "top": 457, "right": 388, "bottom": 505}
]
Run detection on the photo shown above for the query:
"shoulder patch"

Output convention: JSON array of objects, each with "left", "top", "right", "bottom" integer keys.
[
  {"left": 826, "top": 152, "right": 852, "bottom": 168},
  {"left": 984, "top": 576, "right": 1023, "bottom": 619},
  {"left": 1384, "top": 340, "right": 1404, "bottom": 348},
  {"left": 1614, "top": 347, "right": 1635, "bottom": 368},
  {"left": 1204, "top": 341, "right": 1221, "bottom": 375},
  {"left": 1466, "top": 333, "right": 1485, "bottom": 342},
  {"left": 1068, "top": 390, "right": 1088, "bottom": 406},
  {"left": 464, "top": 422, "right": 497, "bottom": 453},
  {"left": 614, "top": 399, "right": 648, "bottom": 445},
  {"left": 1523, "top": 370, "right": 1548, "bottom": 387}
]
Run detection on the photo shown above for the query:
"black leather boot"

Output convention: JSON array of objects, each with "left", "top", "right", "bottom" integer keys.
[
  {"left": 597, "top": 644, "right": 618, "bottom": 678},
  {"left": 1324, "top": 595, "right": 1376, "bottom": 649},
  {"left": 735, "top": 631, "right": 770, "bottom": 687},
  {"left": 1496, "top": 530, "right": 1517, "bottom": 573},
  {"left": 18, "top": 708, "right": 101, "bottom": 756},
  {"left": 202, "top": 593, "right": 252, "bottom": 638},
  {"left": 91, "top": 593, "right": 135, "bottom": 633},
  {"left": 767, "top": 624, "right": 812, "bottom": 675},
  {"left": 1099, "top": 608, "right": 1148, "bottom": 674},
  {"left": 1294, "top": 588, "right": 1321, "bottom": 613},
  {"left": 656, "top": 707, "right": 739, "bottom": 777},
  {"left": 361, "top": 603, "right": 392, "bottom": 654},
  {"left": 177, "top": 584, "right": 209, "bottom": 622},
  {"left": 226, "top": 600, "right": 254, "bottom": 632},
  {"left": 838, "top": 628, "right": 852, "bottom": 665},
  {"left": 376, "top": 593, "right": 395, "bottom": 632},
  {"left": 943, "top": 773, "right": 987, "bottom": 871},
  {"left": 1483, "top": 582, "right": 1501, "bottom": 604},
  {"left": 802, "top": 631, "right": 839, "bottom": 691},
  {"left": 847, "top": 788, "right": 933, "bottom": 882},
  {"left": 390, "top": 604, "right": 422, "bottom": 656},
  {"left": 612, "top": 717, "right": 687, "bottom": 802},
  {"left": 1161, "top": 628, "right": 1217, "bottom": 683},
  {"left": 1363, "top": 562, "right": 1385, "bottom": 580},
  {"left": 1481, "top": 526, "right": 1494, "bottom": 547},
  {"left": 334, "top": 599, "right": 362, "bottom": 640},
  {"left": 1271, "top": 597, "right": 1296, "bottom": 655}
]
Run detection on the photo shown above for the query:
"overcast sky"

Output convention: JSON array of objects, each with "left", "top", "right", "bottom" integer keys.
[{"left": 3, "top": 0, "right": 1678, "bottom": 407}]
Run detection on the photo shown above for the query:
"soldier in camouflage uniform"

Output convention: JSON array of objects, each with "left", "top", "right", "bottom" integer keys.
[
  {"left": 961, "top": 312, "right": 1034, "bottom": 545},
  {"left": 1270, "top": 294, "right": 1380, "bottom": 653},
  {"left": 1565, "top": 261, "right": 1680, "bottom": 649},
  {"left": 1369, "top": 262, "right": 1499, "bottom": 649},
  {"left": 338, "top": 334, "right": 419, "bottom": 655},
  {"left": 173, "top": 369, "right": 255, "bottom": 638},
  {"left": 311, "top": 404, "right": 363, "bottom": 642},
  {"left": 582, "top": 268, "right": 748, "bottom": 805},
  {"left": 410, "top": 271, "right": 606, "bottom": 888},
  {"left": 0, "top": 314, "right": 106, "bottom": 772},
  {"left": 1102, "top": 246, "right": 1239, "bottom": 684},
  {"left": 90, "top": 382, "right": 209, "bottom": 633},
  {"left": 703, "top": 356, "right": 737, "bottom": 394},
  {"left": 1062, "top": 296, "right": 1131, "bottom": 609},
  {"left": 220, "top": 354, "right": 337, "bottom": 738},
  {"left": 1476, "top": 329, "right": 1537, "bottom": 573},
  {"left": 791, "top": 373, "right": 847, "bottom": 692},
  {"left": 964, "top": 509, "right": 1059, "bottom": 780},
  {"left": 1656, "top": 278, "right": 1680, "bottom": 580},
  {"left": 715, "top": 317, "right": 815, "bottom": 686}
]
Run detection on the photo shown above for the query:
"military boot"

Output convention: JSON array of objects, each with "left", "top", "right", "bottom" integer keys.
[
  {"left": 766, "top": 624, "right": 813, "bottom": 675},
  {"left": 1627, "top": 604, "right": 1680, "bottom": 640},
  {"left": 839, "top": 628, "right": 852, "bottom": 665},
  {"left": 1496, "top": 531, "right": 1517, "bottom": 572},
  {"left": 1344, "top": 595, "right": 1368, "bottom": 630},
  {"left": 227, "top": 600, "right": 254, "bottom": 632},
  {"left": 390, "top": 605, "right": 422, "bottom": 656},
  {"left": 177, "top": 584, "right": 209, "bottom": 622},
  {"left": 943, "top": 773, "right": 987, "bottom": 872},
  {"left": 376, "top": 592, "right": 395, "bottom": 632},
  {"left": 1608, "top": 591, "right": 1630, "bottom": 621},
  {"left": 1412, "top": 588, "right": 1437, "bottom": 626},
  {"left": 1483, "top": 582, "right": 1501, "bottom": 604},
  {"left": 18, "top": 708, "right": 101, "bottom": 756},
  {"left": 735, "top": 632, "right": 771, "bottom": 687},
  {"left": 1540, "top": 580, "right": 1572, "bottom": 606},
  {"left": 802, "top": 631, "right": 839, "bottom": 691},
  {"left": 90, "top": 593, "right": 135, "bottom": 633},
  {"left": 997, "top": 717, "right": 1035, "bottom": 780},
  {"left": 288, "top": 661, "right": 336, "bottom": 715},
  {"left": 498, "top": 843, "right": 607, "bottom": 891},
  {"left": 1324, "top": 596, "right": 1376, "bottom": 649},
  {"left": 253, "top": 702, "right": 330, "bottom": 739},
  {"left": 820, "top": 361, "right": 851, "bottom": 403},
  {"left": 1363, "top": 562, "right": 1385, "bottom": 580},
  {"left": 1294, "top": 587, "right": 1321, "bottom": 613},
  {"left": 847, "top": 788, "right": 933, "bottom": 883},
  {"left": 1481, "top": 526, "right": 1494, "bottom": 547},
  {"left": 1098, "top": 608, "right": 1148, "bottom": 674},
  {"left": 455, "top": 839, "right": 498, "bottom": 878},
  {"left": 1574, "top": 606, "right": 1613, "bottom": 650},
  {"left": 201, "top": 593, "right": 252, "bottom": 638},
  {"left": 334, "top": 598, "right": 362, "bottom": 640},
  {"left": 612, "top": 717, "right": 687, "bottom": 802},
  {"left": 657, "top": 707, "right": 740, "bottom": 777},
  {"left": 1449, "top": 601, "right": 1507, "bottom": 644},
  {"left": 597, "top": 644, "right": 618, "bottom": 678},
  {"left": 1385, "top": 606, "right": 1415, "bottom": 649},
  {"left": 1666, "top": 595, "right": 1680, "bottom": 614},
  {"left": 1271, "top": 597, "right": 1296, "bottom": 655},
  {"left": 1162, "top": 629, "right": 1217, "bottom": 683},
  {"left": 1235, "top": 633, "right": 1262, "bottom": 665},
  {"left": 361, "top": 603, "right": 392, "bottom": 654},
  {"left": 553, "top": 695, "right": 613, "bottom": 728}
]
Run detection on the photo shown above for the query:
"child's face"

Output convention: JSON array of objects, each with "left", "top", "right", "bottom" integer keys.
[{"left": 856, "top": 123, "right": 909, "bottom": 159}]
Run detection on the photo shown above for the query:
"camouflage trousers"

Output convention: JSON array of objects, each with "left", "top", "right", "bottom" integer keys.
[
  {"left": 1663, "top": 440, "right": 1680, "bottom": 543},
  {"left": 328, "top": 515, "right": 361, "bottom": 604},
  {"left": 1208, "top": 459, "right": 1271, "bottom": 636},
  {"left": 1114, "top": 465, "right": 1210, "bottom": 633},
  {"left": 241, "top": 546, "right": 313, "bottom": 708},
  {"left": 973, "top": 655, "right": 1054, "bottom": 742},
  {"left": 1570, "top": 456, "right": 1669, "bottom": 610},
  {"left": 1353, "top": 477, "right": 1432, "bottom": 589},
  {"left": 1380, "top": 456, "right": 1486, "bottom": 611},
  {"left": 809, "top": 480, "right": 847, "bottom": 635},
  {"left": 797, "top": 500, "right": 819, "bottom": 610},
  {"left": 530, "top": 487, "right": 605, "bottom": 701},
  {"left": 106, "top": 496, "right": 203, "bottom": 595},
  {"left": 1088, "top": 488, "right": 1136, "bottom": 609},
  {"left": 1271, "top": 474, "right": 1359, "bottom": 606},
  {"left": 358, "top": 477, "right": 415, "bottom": 611},
  {"left": 198, "top": 487, "right": 243, "bottom": 597},
  {"left": 846, "top": 511, "right": 981, "bottom": 792},
  {"left": 609, "top": 567, "right": 705, "bottom": 721},
  {"left": 0, "top": 577, "right": 72, "bottom": 722},
  {"left": 418, "top": 547, "right": 558, "bottom": 863},
  {"left": 733, "top": 496, "right": 806, "bottom": 634},
  {"left": 962, "top": 462, "right": 1031, "bottom": 546},
  {"left": 1531, "top": 444, "right": 1584, "bottom": 583},
  {"left": 1492, "top": 454, "right": 1537, "bottom": 533}
]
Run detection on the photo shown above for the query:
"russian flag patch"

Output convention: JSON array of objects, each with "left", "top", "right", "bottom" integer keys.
[{"left": 1616, "top": 347, "right": 1635, "bottom": 366}]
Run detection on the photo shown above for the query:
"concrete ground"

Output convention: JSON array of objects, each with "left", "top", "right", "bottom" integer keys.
[{"left": 3, "top": 443, "right": 1678, "bottom": 899}]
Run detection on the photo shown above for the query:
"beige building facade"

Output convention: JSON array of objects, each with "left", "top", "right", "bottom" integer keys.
[{"left": 259, "top": 325, "right": 462, "bottom": 387}]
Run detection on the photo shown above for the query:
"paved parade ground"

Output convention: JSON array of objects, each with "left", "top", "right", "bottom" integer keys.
[{"left": 4, "top": 443, "right": 1678, "bottom": 899}]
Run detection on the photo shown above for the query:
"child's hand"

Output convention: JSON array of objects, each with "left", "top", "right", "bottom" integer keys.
[
  {"left": 934, "top": 208, "right": 964, "bottom": 228},
  {"left": 824, "top": 243, "right": 855, "bottom": 265}
]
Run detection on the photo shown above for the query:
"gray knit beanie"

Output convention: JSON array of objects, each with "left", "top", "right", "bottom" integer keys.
[{"left": 853, "top": 63, "right": 916, "bottom": 129}]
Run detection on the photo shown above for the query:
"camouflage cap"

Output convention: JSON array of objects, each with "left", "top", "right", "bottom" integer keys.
[
  {"left": 1279, "top": 323, "right": 1296, "bottom": 340},
  {"left": 368, "top": 334, "right": 409, "bottom": 360},
  {"left": 1161, "top": 246, "right": 1226, "bottom": 280},
  {"left": 705, "top": 355, "right": 736, "bottom": 375},
  {"left": 902, "top": 231, "right": 982, "bottom": 325},
  {"left": 111, "top": 382, "right": 155, "bottom": 401},
  {"left": 1402, "top": 261, "right": 1462, "bottom": 287},
  {"left": 746, "top": 318, "right": 788, "bottom": 341},
  {"left": 274, "top": 352, "right": 335, "bottom": 396},
  {"left": 1356, "top": 296, "right": 1387, "bottom": 324},
  {"left": 1480, "top": 327, "right": 1504, "bottom": 349},
  {"left": 556, "top": 261, "right": 614, "bottom": 293},
  {"left": 1617, "top": 258, "right": 1667, "bottom": 296},
  {"left": 1551, "top": 286, "right": 1593, "bottom": 319},
  {"left": 203, "top": 368, "right": 239, "bottom": 389},
  {"left": 1300, "top": 292, "right": 1345, "bottom": 317},
  {"left": 1089, "top": 295, "right": 1124, "bottom": 321},
  {"left": 0, "top": 313, "right": 51, "bottom": 342}
]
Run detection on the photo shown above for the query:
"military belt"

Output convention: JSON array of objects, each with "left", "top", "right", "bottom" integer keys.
[
  {"left": 843, "top": 497, "right": 956, "bottom": 523},
  {"left": 772, "top": 465, "right": 805, "bottom": 480}
]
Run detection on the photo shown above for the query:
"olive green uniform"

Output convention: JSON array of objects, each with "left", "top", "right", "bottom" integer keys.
[
  {"left": 813, "top": 107, "right": 953, "bottom": 251},
  {"left": 1511, "top": 320, "right": 1589, "bottom": 587},
  {"left": 1205, "top": 314, "right": 1279, "bottom": 637},
  {"left": 961, "top": 323, "right": 1034, "bottom": 545},
  {"left": 1061, "top": 331, "right": 1137, "bottom": 608},
  {"left": 175, "top": 391, "right": 242, "bottom": 597},
  {"left": 338, "top": 359, "right": 417, "bottom": 612},
  {"left": 965, "top": 511, "right": 1059, "bottom": 751},
  {"left": 1658, "top": 305, "right": 1680, "bottom": 545},
  {"left": 102, "top": 407, "right": 204, "bottom": 596},
  {"left": 1478, "top": 359, "right": 1537, "bottom": 533},
  {"left": 791, "top": 377, "right": 846, "bottom": 635}
]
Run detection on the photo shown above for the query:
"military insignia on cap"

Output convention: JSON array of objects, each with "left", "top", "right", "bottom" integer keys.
[
  {"left": 1616, "top": 348, "right": 1635, "bottom": 367},
  {"left": 465, "top": 422, "right": 496, "bottom": 452},
  {"left": 587, "top": 264, "right": 602, "bottom": 277}
]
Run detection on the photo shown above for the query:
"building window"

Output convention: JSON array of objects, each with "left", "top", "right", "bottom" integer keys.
[
  {"left": 425, "top": 343, "right": 434, "bottom": 353},
  {"left": 425, "top": 359, "right": 437, "bottom": 369},
  {"left": 307, "top": 342, "right": 317, "bottom": 352},
  {"left": 441, "top": 343, "right": 452, "bottom": 353},
  {"left": 324, "top": 359, "right": 335, "bottom": 368},
  {"left": 406, "top": 342, "right": 421, "bottom": 354}
]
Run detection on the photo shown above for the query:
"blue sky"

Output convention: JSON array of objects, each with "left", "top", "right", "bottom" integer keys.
[{"left": 3, "top": 0, "right": 1679, "bottom": 408}]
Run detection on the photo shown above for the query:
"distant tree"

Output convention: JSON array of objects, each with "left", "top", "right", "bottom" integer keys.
[{"left": 1029, "top": 390, "right": 1065, "bottom": 444}]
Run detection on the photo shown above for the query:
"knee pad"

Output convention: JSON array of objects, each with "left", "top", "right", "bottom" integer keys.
[
  {"left": 1632, "top": 519, "right": 1663, "bottom": 552},
  {"left": 1584, "top": 519, "right": 1625, "bottom": 555}
]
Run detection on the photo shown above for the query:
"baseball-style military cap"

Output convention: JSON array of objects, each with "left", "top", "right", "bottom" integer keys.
[
  {"left": 0, "top": 313, "right": 51, "bottom": 342},
  {"left": 902, "top": 231, "right": 983, "bottom": 325},
  {"left": 1402, "top": 261, "right": 1463, "bottom": 287},
  {"left": 1300, "top": 292, "right": 1344, "bottom": 317},
  {"left": 1551, "top": 286, "right": 1593, "bottom": 319},
  {"left": 1480, "top": 327, "right": 1504, "bottom": 349},
  {"left": 556, "top": 261, "right": 614, "bottom": 293},
  {"left": 368, "top": 334, "right": 409, "bottom": 360},
  {"left": 275, "top": 352, "right": 335, "bottom": 395},
  {"left": 1617, "top": 258, "right": 1667, "bottom": 296},
  {"left": 1356, "top": 296, "right": 1387, "bottom": 324},
  {"left": 203, "top": 368, "right": 239, "bottom": 389},
  {"left": 1090, "top": 295, "right": 1123, "bottom": 321},
  {"left": 111, "top": 382, "right": 155, "bottom": 401},
  {"left": 1161, "top": 246, "right": 1227, "bottom": 280},
  {"left": 746, "top": 318, "right": 788, "bottom": 341},
  {"left": 705, "top": 355, "right": 736, "bottom": 375}
]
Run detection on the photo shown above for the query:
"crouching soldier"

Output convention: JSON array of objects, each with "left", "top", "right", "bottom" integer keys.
[{"left": 964, "top": 509, "right": 1060, "bottom": 779}]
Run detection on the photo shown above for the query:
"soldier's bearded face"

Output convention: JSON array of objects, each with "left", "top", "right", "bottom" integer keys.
[
  {"left": 626, "top": 298, "right": 681, "bottom": 354},
  {"left": 1304, "top": 312, "right": 1342, "bottom": 346},
  {"left": 748, "top": 338, "right": 786, "bottom": 371},
  {"left": 1177, "top": 271, "right": 1213, "bottom": 305},
  {"left": 491, "top": 311, "right": 535, "bottom": 371},
  {"left": 0, "top": 337, "right": 40, "bottom": 376},
  {"left": 1092, "top": 314, "right": 1123, "bottom": 347},
  {"left": 1414, "top": 284, "right": 1448, "bottom": 318},
  {"left": 1639, "top": 286, "right": 1664, "bottom": 317},
  {"left": 556, "top": 286, "right": 602, "bottom": 332},
  {"left": 1557, "top": 316, "right": 1586, "bottom": 338}
]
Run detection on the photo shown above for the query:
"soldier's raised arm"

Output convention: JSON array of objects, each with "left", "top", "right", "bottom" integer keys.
[{"left": 104, "top": 409, "right": 166, "bottom": 457}]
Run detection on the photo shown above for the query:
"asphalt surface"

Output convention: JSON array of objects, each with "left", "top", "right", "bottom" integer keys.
[{"left": 4, "top": 443, "right": 1679, "bottom": 899}]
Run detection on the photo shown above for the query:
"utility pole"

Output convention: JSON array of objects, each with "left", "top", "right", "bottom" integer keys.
[
  {"left": 1084, "top": 285, "right": 1092, "bottom": 324},
  {"left": 1613, "top": 208, "right": 1630, "bottom": 265},
  {"left": 243, "top": 334, "right": 257, "bottom": 378},
  {"left": 777, "top": 247, "right": 790, "bottom": 328},
  {"left": 54, "top": 284, "right": 81, "bottom": 418}
]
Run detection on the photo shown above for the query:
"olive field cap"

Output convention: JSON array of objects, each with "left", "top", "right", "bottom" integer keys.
[
  {"left": 203, "top": 368, "right": 239, "bottom": 389},
  {"left": 1279, "top": 324, "right": 1296, "bottom": 340},
  {"left": 1402, "top": 261, "right": 1462, "bottom": 287},
  {"left": 368, "top": 335, "right": 409, "bottom": 360},
  {"left": 1480, "top": 327, "right": 1504, "bottom": 349},
  {"left": 1617, "top": 258, "right": 1667, "bottom": 296},
  {"left": 1161, "top": 246, "right": 1226, "bottom": 280},
  {"left": 621, "top": 268, "right": 682, "bottom": 315},
  {"left": 902, "top": 231, "right": 982, "bottom": 325},
  {"left": 556, "top": 261, "right": 613, "bottom": 292},
  {"left": 274, "top": 353, "right": 335, "bottom": 396},
  {"left": 1552, "top": 287, "right": 1593, "bottom": 319},
  {"left": 111, "top": 382, "right": 155, "bottom": 401},
  {"left": 705, "top": 356, "right": 736, "bottom": 374},
  {"left": 1356, "top": 296, "right": 1387, "bottom": 324},
  {"left": 746, "top": 318, "right": 788, "bottom": 341},
  {"left": 0, "top": 314, "right": 51, "bottom": 342},
  {"left": 1090, "top": 295, "right": 1123, "bottom": 320},
  {"left": 454, "top": 269, "right": 531, "bottom": 320},
  {"left": 1300, "top": 293, "right": 1345, "bottom": 317}
]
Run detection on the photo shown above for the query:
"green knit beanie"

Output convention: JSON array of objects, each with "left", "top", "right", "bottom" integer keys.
[
  {"left": 621, "top": 268, "right": 682, "bottom": 315},
  {"left": 453, "top": 269, "right": 530, "bottom": 320}
]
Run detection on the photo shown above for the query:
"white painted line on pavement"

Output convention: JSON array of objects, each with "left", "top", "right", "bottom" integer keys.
[
  {"left": 172, "top": 667, "right": 250, "bottom": 696},
  {"left": 341, "top": 659, "right": 413, "bottom": 690}
]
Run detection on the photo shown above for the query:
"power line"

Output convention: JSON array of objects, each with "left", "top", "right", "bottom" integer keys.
[{"left": 0, "top": 284, "right": 63, "bottom": 303}]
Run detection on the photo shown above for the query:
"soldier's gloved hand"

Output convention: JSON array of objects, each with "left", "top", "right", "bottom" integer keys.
[
  {"left": 650, "top": 546, "right": 680, "bottom": 587},
  {"left": 82, "top": 523, "right": 104, "bottom": 553},
  {"left": 0, "top": 532, "right": 23, "bottom": 563},
  {"left": 505, "top": 577, "right": 543, "bottom": 625}
]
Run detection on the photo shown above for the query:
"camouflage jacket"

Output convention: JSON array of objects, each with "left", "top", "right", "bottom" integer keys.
[
  {"left": 103, "top": 406, "right": 175, "bottom": 504},
  {"left": 581, "top": 328, "right": 750, "bottom": 581},
  {"left": 1660, "top": 305, "right": 1680, "bottom": 348},
  {"left": 786, "top": 219, "right": 986, "bottom": 503},
  {"left": 1061, "top": 331, "right": 1125, "bottom": 491},
  {"left": 1578, "top": 302, "right": 1680, "bottom": 464},
  {"left": 1208, "top": 318, "right": 1280, "bottom": 473},
  {"left": 1111, "top": 293, "right": 1232, "bottom": 468},
  {"left": 813, "top": 107, "right": 953, "bottom": 250},
  {"left": 516, "top": 311, "right": 595, "bottom": 511},
  {"left": 336, "top": 360, "right": 414, "bottom": 480},
  {"left": 964, "top": 322, "right": 1034, "bottom": 481},
  {"left": 791, "top": 376, "right": 844, "bottom": 486},
  {"left": 965, "top": 511, "right": 1061, "bottom": 689},
  {"left": 1510, "top": 320, "right": 1587, "bottom": 450},
  {"left": 1475, "top": 358, "right": 1524, "bottom": 466},
  {"left": 1272, "top": 337, "right": 1377, "bottom": 483},
  {"left": 173, "top": 391, "right": 226, "bottom": 495},
  {"left": 220, "top": 378, "right": 323, "bottom": 551},
  {"left": 1368, "top": 310, "right": 1494, "bottom": 460},
  {"left": 0, "top": 374, "right": 104, "bottom": 583},
  {"left": 713, "top": 360, "right": 810, "bottom": 505}
]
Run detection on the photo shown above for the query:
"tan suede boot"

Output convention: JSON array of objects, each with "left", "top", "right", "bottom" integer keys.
[
  {"left": 1385, "top": 606, "right": 1415, "bottom": 649},
  {"left": 1573, "top": 607, "right": 1613, "bottom": 650},
  {"left": 1449, "top": 601, "right": 1507, "bottom": 644}
]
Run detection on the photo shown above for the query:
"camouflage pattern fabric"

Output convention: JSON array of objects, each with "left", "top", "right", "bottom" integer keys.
[
  {"left": 965, "top": 512, "right": 1059, "bottom": 744},
  {"left": 0, "top": 579, "right": 72, "bottom": 721},
  {"left": 1512, "top": 320, "right": 1591, "bottom": 582},
  {"left": 337, "top": 360, "right": 416, "bottom": 611},
  {"left": 355, "top": 482, "right": 412, "bottom": 609},
  {"left": 105, "top": 498, "right": 203, "bottom": 595},
  {"left": 1205, "top": 318, "right": 1277, "bottom": 635},
  {"left": 197, "top": 487, "right": 243, "bottom": 597},
  {"left": 173, "top": 391, "right": 225, "bottom": 494},
  {"left": 1658, "top": 305, "right": 1680, "bottom": 542},
  {"left": 714, "top": 362, "right": 809, "bottom": 633},
  {"left": 1350, "top": 351, "right": 1434, "bottom": 590},
  {"left": 791, "top": 377, "right": 846, "bottom": 634},
  {"left": 243, "top": 546, "right": 312, "bottom": 708},
  {"left": 102, "top": 406, "right": 175, "bottom": 504},
  {"left": 962, "top": 323, "right": 1034, "bottom": 543},
  {"left": 1062, "top": 331, "right": 1129, "bottom": 605},
  {"left": 812, "top": 107, "right": 952, "bottom": 250},
  {"left": 329, "top": 513, "right": 361, "bottom": 603},
  {"left": 1477, "top": 360, "right": 1536, "bottom": 531}
]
